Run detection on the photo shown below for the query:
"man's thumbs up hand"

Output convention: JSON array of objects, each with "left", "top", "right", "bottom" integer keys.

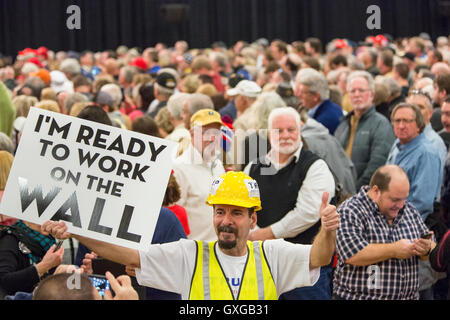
[{"left": 319, "top": 192, "right": 339, "bottom": 232}]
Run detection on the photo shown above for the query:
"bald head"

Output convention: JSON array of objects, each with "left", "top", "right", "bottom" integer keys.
[
  {"left": 368, "top": 165, "right": 410, "bottom": 220},
  {"left": 32, "top": 273, "right": 99, "bottom": 300},
  {"left": 370, "top": 165, "right": 409, "bottom": 192},
  {"left": 431, "top": 62, "right": 450, "bottom": 78},
  {"left": 104, "top": 58, "right": 119, "bottom": 77}
]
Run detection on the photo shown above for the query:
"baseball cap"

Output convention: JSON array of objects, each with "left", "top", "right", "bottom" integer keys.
[
  {"left": 226, "top": 80, "right": 261, "bottom": 98},
  {"left": 190, "top": 109, "right": 223, "bottom": 128},
  {"left": 402, "top": 52, "right": 416, "bottom": 62},
  {"left": 50, "top": 70, "right": 74, "bottom": 94},
  {"left": 228, "top": 73, "right": 245, "bottom": 88},
  {"left": 156, "top": 72, "right": 177, "bottom": 90},
  {"left": 27, "top": 57, "right": 44, "bottom": 68},
  {"left": 334, "top": 39, "right": 348, "bottom": 49},
  {"left": 129, "top": 57, "right": 148, "bottom": 71},
  {"left": 184, "top": 52, "right": 194, "bottom": 64},
  {"left": 30, "top": 69, "right": 51, "bottom": 85}
]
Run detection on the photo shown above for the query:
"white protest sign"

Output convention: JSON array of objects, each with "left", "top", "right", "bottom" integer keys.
[{"left": 0, "top": 108, "right": 178, "bottom": 251}]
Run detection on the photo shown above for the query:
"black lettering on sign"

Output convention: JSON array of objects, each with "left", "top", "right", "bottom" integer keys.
[
  {"left": 78, "top": 149, "right": 100, "bottom": 167},
  {"left": 116, "top": 205, "right": 142, "bottom": 243},
  {"left": 87, "top": 197, "right": 113, "bottom": 236},
  {"left": 18, "top": 177, "right": 61, "bottom": 217},
  {"left": 76, "top": 125, "right": 94, "bottom": 145},
  {"left": 50, "top": 192, "right": 82, "bottom": 228},
  {"left": 48, "top": 118, "right": 71, "bottom": 139},
  {"left": 148, "top": 142, "right": 167, "bottom": 161},
  {"left": 127, "top": 138, "right": 146, "bottom": 157}
]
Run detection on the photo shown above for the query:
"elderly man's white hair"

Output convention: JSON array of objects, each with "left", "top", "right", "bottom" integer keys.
[
  {"left": 381, "top": 76, "right": 401, "bottom": 97},
  {"left": 21, "top": 62, "right": 38, "bottom": 75},
  {"left": 185, "top": 93, "right": 214, "bottom": 114},
  {"left": 420, "top": 85, "right": 434, "bottom": 103},
  {"left": 167, "top": 92, "right": 190, "bottom": 120},
  {"left": 295, "top": 68, "right": 330, "bottom": 100},
  {"left": 346, "top": 70, "right": 375, "bottom": 93},
  {"left": 60, "top": 58, "right": 81, "bottom": 76},
  {"left": 100, "top": 83, "right": 123, "bottom": 109},
  {"left": 414, "top": 77, "right": 433, "bottom": 90},
  {"left": 268, "top": 106, "right": 301, "bottom": 132}
]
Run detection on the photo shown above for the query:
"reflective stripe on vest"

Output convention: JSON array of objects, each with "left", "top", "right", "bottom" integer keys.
[{"left": 189, "top": 240, "right": 277, "bottom": 300}]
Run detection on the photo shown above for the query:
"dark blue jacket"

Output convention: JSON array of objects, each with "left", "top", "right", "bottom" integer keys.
[
  {"left": 219, "top": 100, "right": 237, "bottom": 121},
  {"left": 312, "top": 99, "right": 343, "bottom": 134}
]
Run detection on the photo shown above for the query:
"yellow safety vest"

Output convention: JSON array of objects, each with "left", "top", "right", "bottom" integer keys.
[{"left": 189, "top": 240, "right": 277, "bottom": 300}]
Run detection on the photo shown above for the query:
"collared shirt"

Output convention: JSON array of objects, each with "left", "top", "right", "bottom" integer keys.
[
  {"left": 423, "top": 123, "right": 447, "bottom": 166},
  {"left": 244, "top": 145, "right": 335, "bottom": 239},
  {"left": 165, "top": 124, "right": 191, "bottom": 143},
  {"left": 307, "top": 103, "right": 321, "bottom": 119},
  {"left": 172, "top": 144, "right": 225, "bottom": 241},
  {"left": 386, "top": 133, "right": 443, "bottom": 220},
  {"left": 333, "top": 186, "right": 429, "bottom": 300}
]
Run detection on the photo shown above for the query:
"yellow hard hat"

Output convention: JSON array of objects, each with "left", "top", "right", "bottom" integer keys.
[{"left": 206, "top": 171, "right": 262, "bottom": 211}]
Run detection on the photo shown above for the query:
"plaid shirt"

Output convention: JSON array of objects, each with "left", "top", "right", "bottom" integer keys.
[{"left": 333, "top": 186, "right": 429, "bottom": 300}]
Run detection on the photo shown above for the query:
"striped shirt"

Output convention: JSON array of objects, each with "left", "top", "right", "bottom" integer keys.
[{"left": 333, "top": 186, "right": 429, "bottom": 300}]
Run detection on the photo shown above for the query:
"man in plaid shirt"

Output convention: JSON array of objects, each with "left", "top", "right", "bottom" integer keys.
[{"left": 333, "top": 165, "right": 436, "bottom": 299}]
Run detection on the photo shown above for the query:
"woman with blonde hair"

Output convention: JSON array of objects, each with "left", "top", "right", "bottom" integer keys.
[
  {"left": 0, "top": 148, "right": 64, "bottom": 298},
  {"left": 35, "top": 100, "right": 60, "bottom": 113},
  {"left": 196, "top": 83, "right": 217, "bottom": 97},
  {"left": 0, "top": 151, "right": 15, "bottom": 225},
  {"left": 12, "top": 95, "right": 38, "bottom": 118}
]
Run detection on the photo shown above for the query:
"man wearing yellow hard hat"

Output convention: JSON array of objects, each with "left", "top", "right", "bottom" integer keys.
[{"left": 42, "top": 171, "right": 338, "bottom": 300}]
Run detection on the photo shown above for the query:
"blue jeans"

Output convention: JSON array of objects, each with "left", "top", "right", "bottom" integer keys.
[{"left": 279, "top": 266, "right": 333, "bottom": 300}]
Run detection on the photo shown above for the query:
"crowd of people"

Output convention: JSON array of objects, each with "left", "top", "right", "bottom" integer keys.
[{"left": 1, "top": 32, "right": 450, "bottom": 300}]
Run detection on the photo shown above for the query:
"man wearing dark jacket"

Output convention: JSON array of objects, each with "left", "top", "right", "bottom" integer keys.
[
  {"left": 334, "top": 71, "right": 395, "bottom": 190},
  {"left": 295, "top": 68, "right": 343, "bottom": 134}
]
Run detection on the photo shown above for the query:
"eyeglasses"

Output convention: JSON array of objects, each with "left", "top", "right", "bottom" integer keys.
[
  {"left": 297, "top": 89, "right": 315, "bottom": 96},
  {"left": 348, "top": 88, "right": 370, "bottom": 95},
  {"left": 392, "top": 118, "right": 416, "bottom": 125},
  {"left": 409, "top": 89, "right": 432, "bottom": 102}
]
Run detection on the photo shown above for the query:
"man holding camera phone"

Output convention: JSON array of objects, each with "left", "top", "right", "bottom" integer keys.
[{"left": 333, "top": 165, "right": 436, "bottom": 300}]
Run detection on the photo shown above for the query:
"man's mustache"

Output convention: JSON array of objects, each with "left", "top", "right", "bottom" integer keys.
[{"left": 218, "top": 225, "right": 237, "bottom": 235}]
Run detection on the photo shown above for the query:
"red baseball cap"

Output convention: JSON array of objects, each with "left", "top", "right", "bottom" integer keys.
[
  {"left": 36, "top": 46, "right": 49, "bottom": 60},
  {"left": 129, "top": 57, "right": 148, "bottom": 71},
  {"left": 27, "top": 57, "right": 44, "bottom": 68},
  {"left": 374, "top": 34, "right": 388, "bottom": 47},
  {"left": 334, "top": 39, "right": 347, "bottom": 49}
]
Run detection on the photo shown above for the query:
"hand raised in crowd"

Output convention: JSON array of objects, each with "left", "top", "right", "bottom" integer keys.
[
  {"left": 41, "top": 220, "right": 71, "bottom": 240},
  {"left": 104, "top": 271, "right": 139, "bottom": 300},
  {"left": 319, "top": 192, "right": 339, "bottom": 232},
  {"left": 35, "top": 244, "right": 64, "bottom": 277},
  {"left": 54, "top": 264, "right": 84, "bottom": 275},
  {"left": 81, "top": 252, "right": 98, "bottom": 274}
]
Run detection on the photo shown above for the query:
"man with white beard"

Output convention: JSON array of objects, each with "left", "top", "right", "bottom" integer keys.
[
  {"left": 244, "top": 107, "right": 335, "bottom": 300},
  {"left": 173, "top": 109, "right": 225, "bottom": 241}
]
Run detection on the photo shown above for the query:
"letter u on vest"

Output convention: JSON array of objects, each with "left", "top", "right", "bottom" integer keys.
[{"left": 189, "top": 240, "right": 277, "bottom": 300}]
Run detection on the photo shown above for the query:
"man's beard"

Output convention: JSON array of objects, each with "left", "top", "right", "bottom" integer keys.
[
  {"left": 272, "top": 138, "right": 300, "bottom": 155},
  {"left": 217, "top": 225, "right": 238, "bottom": 250},
  {"left": 202, "top": 141, "right": 221, "bottom": 162}
]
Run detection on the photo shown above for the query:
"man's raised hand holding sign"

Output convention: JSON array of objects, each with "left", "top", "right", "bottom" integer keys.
[{"left": 0, "top": 108, "right": 178, "bottom": 251}]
